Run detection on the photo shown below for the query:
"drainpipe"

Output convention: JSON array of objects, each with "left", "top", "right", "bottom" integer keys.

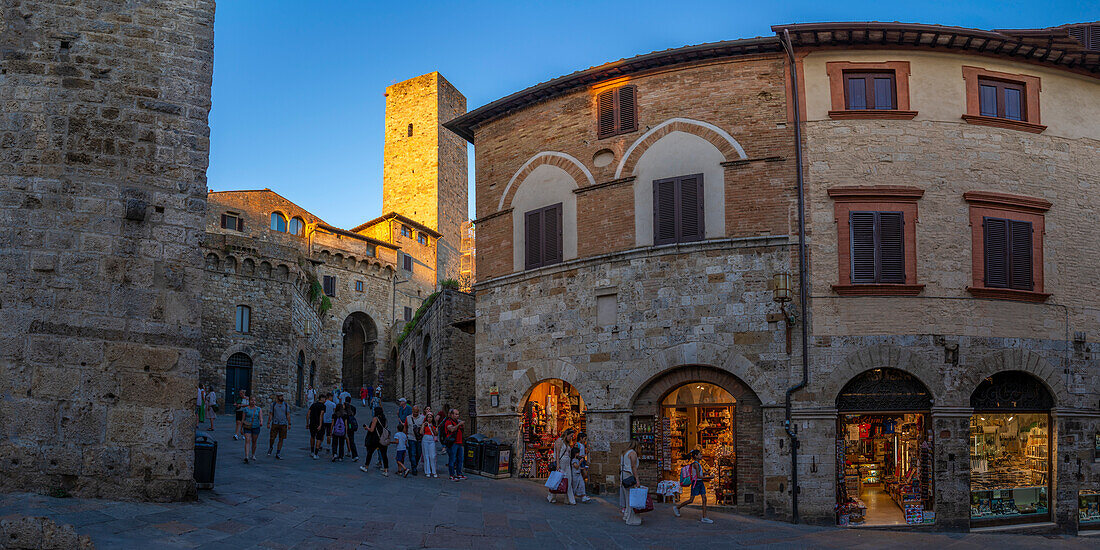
[{"left": 781, "top": 28, "right": 810, "bottom": 525}]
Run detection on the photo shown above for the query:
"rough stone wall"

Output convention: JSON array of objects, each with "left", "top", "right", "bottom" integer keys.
[
  {"left": 0, "top": 1, "right": 214, "bottom": 500},
  {"left": 394, "top": 290, "right": 475, "bottom": 426}
]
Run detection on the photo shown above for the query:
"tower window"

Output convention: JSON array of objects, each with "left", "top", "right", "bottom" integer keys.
[
  {"left": 355, "top": 280, "right": 363, "bottom": 292},
  {"left": 235, "top": 305, "right": 251, "bottom": 333},
  {"left": 322, "top": 275, "right": 336, "bottom": 297},
  {"left": 401, "top": 225, "right": 412, "bottom": 238},
  {"left": 418, "top": 232, "right": 428, "bottom": 245},
  {"left": 404, "top": 306, "right": 413, "bottom": 321},
  {"left": 408, "top": 123, "right": 413, "bottom": 137}
]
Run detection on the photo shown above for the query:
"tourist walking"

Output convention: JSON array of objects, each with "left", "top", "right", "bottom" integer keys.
[
  {"left": 359, "top": 406, "right": 390, "bottom": 476},
  {"left": 577, "top": 431, "right": 589, "bottom": 483},
  {"left": 204, "top": 385, "right": 217, "bottom": 431},
  {"left": 267, "top": 392, "right": 290, "bottom": 459},
  {"left": 407, "top": 405, "right": 424, "bottom": 475},
  {"left": 233, "top": 389, "right": 248, "bottom": 441},
  {"left": 421, "top": 406, "right": 439, "bottom": 477},
  {"left": 674, "top": 449, "right": 713, "bottom": 523},
  {"left": 571, "top": 445, "right": 591, "bottom": 502},
  {"left": 331, "top": 404, "right": 347, "bottom": 462},
  {"left": 397, "top": 398, "right": 411, "bottom": 425},
  {"left": 339, "top": 387, "right": 351, "bottom": 405},
  {"left": 308, "top": 394, "right": 326, "bottom": 459},
  {"left": 306, "top": 385, "right": 316, "bottom": 406},
  {"left": 366, "top": 384, "right": 374, "bottom": 407},
  {"left": 242, "top": 396, "right": 263, "bottom": 463},
  {"left": 620, "top": 439, "right": 641, "bottom": 525},
  {"left": 442, "top": 409, "right": 466, "bottom": 482},
  {"left": 372, "top": 384, "right": 382, "bottom": 408},
  {"left": 195, "top": 385, "right": 206, "bottom": 427},
  {"left": 547, "top": 428, "right": 575, "bottom": 504},
  {"left": 322, "top": 392, "right": 336, "bottom": 449},
  {"left": 359, "top": 386, "right": 367, "bottom": 406},
  {"left": 394, "top": 422, "right": 410, "bottom": 477},
  {"left": 344, "top": 398, "right": 360, "bottom": 461}
]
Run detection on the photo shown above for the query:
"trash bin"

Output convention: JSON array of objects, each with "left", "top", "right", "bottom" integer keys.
[
  {"left": 464, "top": 434, "right": 485, "bottom": 473},
  {"left": 194, "top": 433, "right": 217, "bottom": 489},
  {"left": 480, "top": 439, "right": 512, "bottom": 479}
]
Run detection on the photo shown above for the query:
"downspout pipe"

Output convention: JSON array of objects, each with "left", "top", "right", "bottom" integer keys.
[{"left": 781, "top": 28, "right": 810, "bottom": 525}]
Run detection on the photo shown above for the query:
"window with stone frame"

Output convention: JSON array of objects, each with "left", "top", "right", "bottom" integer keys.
[
  {"left": 825, "top": 61, "right": 916, "bottom": 120},
  {"left": 270, "top": 212, "right": 287, "bottom": 232},
  {"left": 828, "top": 186, "right": 924, "bottom": 296},
  {"left": 235, "top": 305, "right": 250, "bottom": 333},
  {"left": 401, "top": 224, "right": 412, "bottom": 238},
  {"left": 962, "top": 66, "right": 1045, "bottom": 133},
  {"left": 964, "top": 191, "right": 1050, "bottom": 302},
  {"left": 402, "top": 253, "right": 413, "bottom": 272},
  {"left": 322, "top": 275, "right": 336, "bottom": 297},
  {"left": 355, "top": 280, "right": 363, "bottom": 292},
  {"left": 221, "top": 212, "right": 243, "bottom": 231},
  {"left": 404, "top": 306, "right": 413, "bottom": 321}
]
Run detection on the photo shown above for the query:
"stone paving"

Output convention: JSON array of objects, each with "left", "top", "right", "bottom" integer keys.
[{"left": 0, "top": 405, "right": 1096, "bottom": 549}]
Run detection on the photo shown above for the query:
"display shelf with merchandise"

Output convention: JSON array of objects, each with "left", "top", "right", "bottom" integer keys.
[{"left": 1081, "top": 490, "right": 1100, "bottom": 528}]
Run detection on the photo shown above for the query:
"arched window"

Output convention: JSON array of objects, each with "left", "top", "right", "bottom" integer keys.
[
  {"left": 288, "top": 216, "right": 304, "bottom": 236},
  {"left": 270, "top": 212, "right": 287, "bottom": 232}
]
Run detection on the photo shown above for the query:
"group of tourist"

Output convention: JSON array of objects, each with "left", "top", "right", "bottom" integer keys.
[{"left": 617, "top": 440, "right": 712, "bottom": 526}]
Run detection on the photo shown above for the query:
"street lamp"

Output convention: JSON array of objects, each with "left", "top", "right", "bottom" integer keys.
[{"left": 772, "top": 273, "right": 795, "bottom": 326}]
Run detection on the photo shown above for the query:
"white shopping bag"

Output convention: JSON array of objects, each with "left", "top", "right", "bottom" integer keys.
[
  {"left": 629, "top": 486, "right": 648, "bottom": 509},
  {"left": 544, "top": 470, "right": 565, "bottom": 490}
]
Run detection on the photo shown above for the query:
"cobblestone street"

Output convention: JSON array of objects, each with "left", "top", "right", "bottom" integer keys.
[{"left": 0, "top": 407, "right": 1095, "bottom": 549}]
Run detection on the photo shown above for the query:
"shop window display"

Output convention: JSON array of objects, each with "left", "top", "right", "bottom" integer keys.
[
  {"left": 1081, "top": 490, "right": 1100, "bottom": 529},
  {"left": 655, "top": 383, "right": 737, "bottom": 505},
  {"left": 836, "top": 413, "right": 934, "bottom": 526},
  {"left": 517, "top": 380, "right": 586, "bottom": 478},
  {"left": 969, "top": 413, "right": 1050, "bottom": 523}
]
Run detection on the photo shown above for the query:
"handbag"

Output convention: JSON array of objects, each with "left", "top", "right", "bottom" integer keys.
[
  {"left": 628, "top": 486, "right": 649, "bottom": 509},
  {"left": 620, "top": 453, "right": 636, "bottom": 488},
  {"left": 442, "top": 420, "right": 457, "bottom": 446},
  {"left": 634, "top": 495, "right": 654, "bottom": 514}
]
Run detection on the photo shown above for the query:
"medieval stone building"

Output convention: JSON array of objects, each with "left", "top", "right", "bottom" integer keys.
[
  {"left": 0, "top": 1, "right": 215, "bottom": 500},
  {"left": 448, "top": 21, "right": 1100, "bottom": 533},
  {"left": 199, "top": 72, "right": 471, "bottom": 409}
]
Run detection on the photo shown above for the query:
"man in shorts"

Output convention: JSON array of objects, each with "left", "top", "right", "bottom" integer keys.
[
  {"left": 267, "top": 392, "right": 291, "bottom": 459},
  {"left": 308, "top": 394, "right": 326, "bottom": 459},
  {"left": 322, "top": 392, "right": 336, "bottom": 450},
  {"left": 233, "top": 389, "right": 248, "bottom": 441}
]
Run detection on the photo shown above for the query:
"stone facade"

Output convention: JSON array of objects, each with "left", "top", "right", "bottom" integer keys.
[
  {"left": 392, "top": 289, "right": 475, "bottom": 427},
  {"left": 0, "top": 1, "right": 214, "bottom": 500}
]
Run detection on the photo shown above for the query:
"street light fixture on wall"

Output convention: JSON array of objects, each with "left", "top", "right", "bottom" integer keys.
[{"left": 772, "top": 273, "right": 796, "bottom": 326}]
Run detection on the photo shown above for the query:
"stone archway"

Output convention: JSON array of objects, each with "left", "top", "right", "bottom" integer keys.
[
  {"left": 816, "top": 344, "right": 945, "bottom": 407},
  {"left": 621, "top": 342, "right": 781, "bottom": 408},
  {"left": 341, "top": 312, "right": 378, "bottom": 392},
  {"left": 510, "top": 358, "right": 585, "bottom": 411},
  {"left": 956, "top": 349, "right": 1067, "bottom": 407}
]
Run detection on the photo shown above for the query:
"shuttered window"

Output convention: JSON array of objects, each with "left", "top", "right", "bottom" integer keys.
[
  {"left": 596, "top": 85, "right": 638, "bottom": 139},
  {"left": 653, "top": 174, "right": 705, "bottom": 245},
  {"left": 402, "top": 253, "right": 413, "bottom": 271},
  {"left": 221, "top": 213, "right": 243, "bottom": 231},
  {"left": 983, "top": 217, "right": 1033, "bottom": 290},
  {"left": 524, "top": 203, "right": 563, "bottom": 270},
  {"left": 322, "top": 275, "right": 336, "bottom": 297},
  {"left": 849, "top": 211, "right": 905, "bottom": 284}
]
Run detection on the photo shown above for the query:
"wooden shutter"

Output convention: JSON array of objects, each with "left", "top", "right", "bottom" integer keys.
[
  {"left": 983, "top": 217, "right": 1009, "bottom": 288},
  {"left": 542, "top": 203, "right": 563, "bottom": 265},
  {"left": 849, "top": 212, "right": 877, "bottom": 283},
  {"left": 236, "top": 216, "right": 244, "bottom": 231},
  {"left": 653, "top": 178, "right": 677, "bottom": 245},
  {"left": 323, "top": 275, "right": 335, "bottom": 297},
  {"left": 618, "top": 86, "right": 637, "bottom": 133},
  {"left": 597, "top": 90, "right": 616, "bottom": 138},
  {"left": 678, "top": 175, "right": 705, "bottom": 243},
  {"left": 525, "top": 209, "right": 543, "bottom": 269},
  {"left": 878, "top": 212, "right": 905, "bottom": 283},
  {"left": 221, "top": 214, "right": 229, "bottom": 229},
  {"left": 1008, "top": 220, "right": 1033, "bottom": 290}
]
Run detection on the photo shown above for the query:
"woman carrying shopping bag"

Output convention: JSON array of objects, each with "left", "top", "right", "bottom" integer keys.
[
  {"left": 546, "top": 428, "right": 575, "bottom": 504},
  {"left": 619, "top": 439, "right": 642, "bottom": 525}
]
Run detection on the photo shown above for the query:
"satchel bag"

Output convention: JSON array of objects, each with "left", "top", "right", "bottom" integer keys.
[{"left": 620, "top": 453, "right": 637, "bottom": 488}]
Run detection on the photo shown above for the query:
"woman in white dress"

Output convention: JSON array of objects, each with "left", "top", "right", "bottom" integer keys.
[
  {"left": 619, "top": 439, "right": 641, "bottom": 525},
  {"left": 547, "top": 428, "right": 576, "bottom": 505}
]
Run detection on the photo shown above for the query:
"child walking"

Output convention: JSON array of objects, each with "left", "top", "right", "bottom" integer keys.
[{"left": 674, "top": 449, "right": 713, "bottom": 523}]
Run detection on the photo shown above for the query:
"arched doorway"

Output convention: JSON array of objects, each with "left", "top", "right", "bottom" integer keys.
[
  {"left": 969, "top": 370, "right": 1053, "bottom": 527},
  {"left": 342, "top": 312, "right": 377, "bottom": 393},
  {"left": 517, "top": 379, "right": 586, "bottom": 478},
  {"left": 835, "top": 368, "right": 934, "bottom": 527},
  {"left": 225, "top": 353, "right": 253, "bottom": 404},
  {"left": 295, "top": 351, "right": 305, "bottom": 407}
]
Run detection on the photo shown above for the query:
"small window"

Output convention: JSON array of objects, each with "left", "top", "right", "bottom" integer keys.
[
  {"left": 653, "top": 174, "right": 705, "bottom": 245},
  {"left": 403, "top": 253, "right": 413, "bottom": 272},
  {"left": 596, "top": 85, "right": 638, "bottom": 138},
  {"left": 417, "top": 232, "right": 428, "bottom": 245},
  {"left": 983, "top": 217, "right": 1033, "bottom": 290},
  {"left": 849, "top": 211, "right": 905, "bottom": 284},
  {"left": 408, "top": 123, "right": 413, "bottom": 137},
  {"left": 843, "top": 71, "right": 896, "bottom": 110},
  {"left": 221, "top": 213, "right": 243, "bottom": 232},
  {"left": 978, "top": 78, "right": 1026, "bottom": 121},
  {"left": 235, "top": 305, "right": 251, "bottom": 333},
  {"left": 355, "top": 280, "right": 363, "bottom": 292},
  {"left": 596, "top": 293, "right": 617, "bottom": 326},
  {"left": 365, "top": 246, "right": 375, "bottom": 257},
  {"left": 288, "top": 216, "right": 304, "bottom": 236},
  {"left": 270, "top": 212, "right": 287, "bottom": 232},
  {"left": 322, "top": 275, "right": 336, "bottom": 297},
  {"left": 524, "top": 203, "right": 563, "bottom": 270},
  {"left": 404, "top": 306, "right": 413, "bottom": 321},
  {"left": 400, "top": 225, "right": 412, "bottom": 238}
]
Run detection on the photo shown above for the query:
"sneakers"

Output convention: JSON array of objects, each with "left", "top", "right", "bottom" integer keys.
[
  {"left": 401, "top": 470, "right": 409, "bottom": 478},
  {"left": 459, "top": 475, "right": 467, "bottom": 480},
  {"left": 382, "top": 470, "right": 389, "bottom": 477},
  {"left": 311, "top": 454, "right": 318, "bottom": 460},
  {"left": 243, "top": 457, "right": 249, "bottom": 464},
  {"left": 701, "top": 518, "right": 714, "bottom": 524},
  {"left": 581, "top": 496, "right": 592, "bottom": 503},
  {"left": 266, "top": 449, "right": 272, "bottom": 456},
  {"left": 359, "top": 465, "right": 370, "bottom": 473},
  {"left": 547, "top": 493, "right": 554, "bottom": 503},
  {"left": 233, "top": 434, "right": 239, "bottom": 440},
  {"left": 673, "top": 506, "right": 681, "bottom": 517},
  {"left": 275, "top": 454, "right": 282, "bottom": 460}
]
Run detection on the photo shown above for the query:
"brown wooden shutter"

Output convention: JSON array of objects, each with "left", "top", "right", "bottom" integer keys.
[
  {"left": 236, "top": 216, "right": 244, "bottom": 232},
  {"left": 678, "top": 174, "right": 704, "bottom": 243},
  {"left": 850, "top": 212, "right": 877, "bottom": 283},
  {"left": 597, "top": 90, "right": 616, "bottom": 138},
  {"left": 525, "top": 209, "right": 542, "bottom": 269},
  {"left": 221, "top": 214, "right": 228, "bottom": 229},
  {"left": 878, "top": 212, "right": 905, "bottom": 283},
  {"left": 618, "top": 86, "right": 637, "bottom": 133},
  {"left": 653, "top": 178, "right": 677, "bottom": 245},
  {"left": 543, "top": 203, "right": 563, "bottom": 265},
  {"left": 1008, "top": 220, "right": 1033, "bottom": 290},
  {"left": 983, "top": 217, "right": 1009, "bottom": 288}
]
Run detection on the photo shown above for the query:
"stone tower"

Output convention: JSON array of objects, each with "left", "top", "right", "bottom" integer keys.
[
  {"left": 382, "top": 72, "right": 468, "bottom": 280},
  {"left": 0, "top": 2, "right": 214, "bottom": 500}
]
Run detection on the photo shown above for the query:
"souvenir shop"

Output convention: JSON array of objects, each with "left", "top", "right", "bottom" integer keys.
[
  {"left": 517, "top": 380, "right": 586, "bottom": 478},
  {"left": 834, "top": 368, "right": 935, "bottom": 527},
  {"left": 649, "top": 383, "right": 738, "bottom": 506},
  {"left": 968, "top": 371, "right": 1053, "bottom": 527}
]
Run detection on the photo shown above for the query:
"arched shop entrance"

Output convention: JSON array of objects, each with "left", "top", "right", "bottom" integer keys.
[
  {"left": 969, "top": 371, "right": 1053, "bottom": 527},
  {"left": 658, "top": 383, "right": 738, "bottom": 506},
  {"left": 517, "top": 380, "right": 587, "bottom": 478},
  {"left": 835, "top": 368, "right": 934, "bottom": 527}
]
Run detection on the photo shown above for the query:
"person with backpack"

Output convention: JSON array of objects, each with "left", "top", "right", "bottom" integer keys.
[
  {"left": 343, "top": 397, "right": 359, "bottom": 462},
  {"left": 674, "top": 449, "right": 713, "bottom": 523},
  {"left": 619, "top": 439, "right": 641, "bottom": 525},
  {"left": 442, "top": 408, "right": 466, "bottom": 482},
  {"left": 547, "top": 428, "right": 575, "bottom": 503},
  {"left": 241, "top": 395, "right": 263, "bottom": 464},
  {"left": 330, "top": 404, "right": 348, "bottom": 462},
  {"left": 359, "top": 406, "right": 390, "bottom": 476},
  {"left": 307, "top": 394, "right": 326, "bottom": 460},
  {"left": 421, "top": 405, "right": 439, "bottom": 478},
  {"left": 267, "top": 392, "right": 291, "bottom": 459}
]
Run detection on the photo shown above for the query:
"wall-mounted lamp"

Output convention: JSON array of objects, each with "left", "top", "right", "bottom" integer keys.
[{"left": 771, "top": 273, "right": 796, "bottom": 326}]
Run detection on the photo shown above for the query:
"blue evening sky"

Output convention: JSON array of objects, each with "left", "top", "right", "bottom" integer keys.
[{"left": 208, "top": 1, "right": 1097, "bottom": 229}]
